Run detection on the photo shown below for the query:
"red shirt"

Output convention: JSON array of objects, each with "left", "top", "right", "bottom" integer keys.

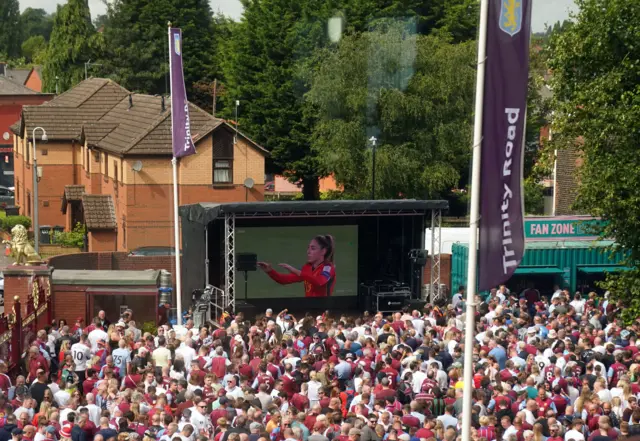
[
  {"left": 267, "top": 262, "right": 336, "bottom": 298},
  {"left": 28, "top": 355, "right": 49, "bottom": 381}
]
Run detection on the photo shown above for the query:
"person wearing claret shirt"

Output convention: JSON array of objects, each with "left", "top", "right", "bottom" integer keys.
[{"left": 258, "top": 235, "right": 336, "bottom": 298}]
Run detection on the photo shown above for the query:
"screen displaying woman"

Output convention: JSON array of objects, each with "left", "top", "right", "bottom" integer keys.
[{"left": 257, "top": 235, "right": 336, "bottom": 297}]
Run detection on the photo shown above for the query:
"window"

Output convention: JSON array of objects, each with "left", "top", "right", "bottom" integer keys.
[
  {"left": 213, "top": 129, "right": 234, "bottom": 184},
  {"left": 26, "top": 192, "right": 31, "bottom": 216},
  {"left": 214, "top": 160, "right": 232, "bottom": 183},
  {"left": 85, "top": 147, "right": 90, "bottom": 172},
  {"left": 26, "top": 141, "right": 30, "bottom": 164},
  {"left": 114, "top": 160, "right": 119, "bottom": 183},
  {"left": 15, "top": 180, "right": 19, "bottom": 203}
]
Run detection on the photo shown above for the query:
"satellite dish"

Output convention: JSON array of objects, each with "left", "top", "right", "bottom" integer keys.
[
  {"left": 2, "top": 132, "right": 9, "bottom": 141},
  {"left": 132, "top": 160, "right": 143, "bottom": 172},
  {"left": 243, "top": 177, "right": 255, "bottom": 189}
]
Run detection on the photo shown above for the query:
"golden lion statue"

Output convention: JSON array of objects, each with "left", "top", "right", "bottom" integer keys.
[{"left": 2, "top": 224, "right": 42, "bottom": 266}]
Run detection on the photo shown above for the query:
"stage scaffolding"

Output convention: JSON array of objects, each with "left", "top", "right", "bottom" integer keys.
[{"left": 181, "top": 200, "right": 447, "bottom": 313}]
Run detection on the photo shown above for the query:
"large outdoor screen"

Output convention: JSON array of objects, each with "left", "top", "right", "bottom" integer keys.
[{"left": 234, "top": 225, "right": 358, "bottom": 299}]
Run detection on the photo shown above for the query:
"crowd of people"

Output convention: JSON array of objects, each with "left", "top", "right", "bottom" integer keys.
[{"left": 0, "top": 285, "right": 637, "bottom": 441}]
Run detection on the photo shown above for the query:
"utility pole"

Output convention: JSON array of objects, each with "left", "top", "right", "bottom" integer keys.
[
  {"left": 370, "top": 136, "right": 377, "bottom": 200},
  {"left": 212, "top": 78, "right": 217, "bottom": 117}
]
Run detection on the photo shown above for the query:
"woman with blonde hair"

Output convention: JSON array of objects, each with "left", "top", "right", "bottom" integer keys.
[{"left": 532, "top": 423, "right": 546, "bottom": 441}]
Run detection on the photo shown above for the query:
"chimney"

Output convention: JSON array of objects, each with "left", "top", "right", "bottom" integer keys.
[
  {"left": 0, "top": 63, "right": 6, "bottom": 77},
  {"left": 161, "top": 96, "right": 166, "bottom": 112},
  {"left": 128, "top": 94, "right": 133, "bottom": 109}
]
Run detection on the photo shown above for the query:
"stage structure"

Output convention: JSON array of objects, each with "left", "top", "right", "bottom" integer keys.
[{"left": 180, "top": 200, "right": 446, "bottom": 316}]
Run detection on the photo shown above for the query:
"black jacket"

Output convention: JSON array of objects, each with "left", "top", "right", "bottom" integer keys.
[
  {"left": 0, "top": 423, "right": 18, "bottom": 441},
  {"left": 71, "top": 425, "right": 87, "bottom": 441}
]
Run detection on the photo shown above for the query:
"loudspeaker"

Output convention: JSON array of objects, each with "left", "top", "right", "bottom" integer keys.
[
  {"left": 235, "top": 300, "right": 258, "bottom": 319},
  {"left": 236, "top": 253, "right": 258, "bottom": 271},
  {"left": 405, "top": 298, "right": 427, "bottom": 310},
  {"left": 409, "top": 249, "right": 428, "bottom": 266}
]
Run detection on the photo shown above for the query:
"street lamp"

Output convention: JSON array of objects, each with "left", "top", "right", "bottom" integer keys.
[
  {"left": 32, "top": 127, "right": 47, "bottom": 254},
  {"left": 369, "top": 136, "right": 377, "bottom": 200}
]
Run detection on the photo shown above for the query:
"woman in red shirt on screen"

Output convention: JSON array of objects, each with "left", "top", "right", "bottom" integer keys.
[{"left": 257, "top": 234, "right": 336, "bottom": 298}]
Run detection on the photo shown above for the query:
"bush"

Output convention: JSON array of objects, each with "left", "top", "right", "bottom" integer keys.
[
  {"left": 2, "top": 216, "right": 32, "bottom": 232},
  {"left": 53, "top": 222, "right": 85, "bottom": 248}
]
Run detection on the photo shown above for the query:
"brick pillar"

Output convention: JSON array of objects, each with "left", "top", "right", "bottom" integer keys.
[{"left": 2, "top": 265, "right": 53, "bottom": 317}]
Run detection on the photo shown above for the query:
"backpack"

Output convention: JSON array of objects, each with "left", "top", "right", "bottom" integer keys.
[{"left": 397, "top": 380, "right": 414, "bottom": 405}]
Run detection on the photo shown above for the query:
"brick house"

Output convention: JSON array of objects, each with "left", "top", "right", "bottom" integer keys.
[
  {"left": 11, "top": 78, "right": 268, "bottom": 252},
  {"left": 0, "top": 75, "right": 53, "bottom": 187}
]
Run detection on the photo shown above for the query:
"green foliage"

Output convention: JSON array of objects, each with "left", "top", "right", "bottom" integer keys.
[
  {"left": 20, "top": 8, "right": 54, "bottom": 42},
  {"left": 524, "top": 179, "right": 545, "bottom": 215},
  {"left": 306, "top": 27, "right": 476, "bottom": 199},
  {"left": 548, "top": 0, "right": 640, "bottom": 323},
  {"left": 141, "top": 321, "right": 158, "bottom": 335},
  {"left": 99, "top": 0, "right": 218, "bottom": 108},
  {"left": 21, "top": 36, "right": 47, "bottom": 64},
  {"left": 0, "top": 0, "right": 21, "bottom": 58},
  {"left": 43, "top": 0, "right": 101, "bottom": 93},
  {"left": 2, "top": 216, "right": 32, "bottom": 232},
  {"left": 53, "top": 222, "right": 86, "bottom": 248}
]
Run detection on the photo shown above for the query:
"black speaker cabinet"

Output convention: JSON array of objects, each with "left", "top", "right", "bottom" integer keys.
[{"left": 236, "top": 253, "right": 258, "bottom": 272}]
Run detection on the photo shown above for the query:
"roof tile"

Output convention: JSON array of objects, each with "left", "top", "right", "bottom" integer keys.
[{"left": 82, "top": 194, "right": 117, "bottom": 230}]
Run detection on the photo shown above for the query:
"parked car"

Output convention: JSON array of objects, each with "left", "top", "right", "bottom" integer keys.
[
  {"left": 128, "top": 246, "right": 179, "bottom": 256},
  {"left": 0, "top": 186, "right": 14, "bottom": 207},
  {"left": 0, "top": 272, "right": 4, "bottom": 306}
]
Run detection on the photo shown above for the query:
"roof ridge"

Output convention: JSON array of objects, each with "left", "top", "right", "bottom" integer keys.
[{"left": 74, "top": 78, "right": 113, "bottom": 108}]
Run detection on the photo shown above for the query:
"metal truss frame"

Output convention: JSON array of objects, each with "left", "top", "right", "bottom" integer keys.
[
  {"left": 224, "top": 213, "right": 236, "bottom": 312},
  {"left": 429, "top": 208, "right": 443, "bottom": 303}
]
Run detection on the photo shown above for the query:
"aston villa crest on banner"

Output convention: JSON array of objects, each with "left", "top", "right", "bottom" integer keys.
[{"left": 499, "top": 0, "right": 523, "bottom": 36}]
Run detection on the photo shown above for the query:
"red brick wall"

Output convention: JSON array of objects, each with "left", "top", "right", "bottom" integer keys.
[
  {"left": 51, "top": 285, "right": 86, "bottom": 324},
  {"left": 88, "top": 230, "right": 117, "bottom": 252},
  {"left": 423, "top": 254, "right": 452, "bottom": 291},
  {"left": 3, "top": 266, "right": 52, "bottom": 317}
]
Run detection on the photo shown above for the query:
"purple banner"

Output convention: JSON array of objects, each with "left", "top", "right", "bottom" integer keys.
[
  {"left": 478, "top": 0, "right": 532, "bottom": 291},
  {"left": 169, "top": 28, "right": 196, "bottom": 158}
]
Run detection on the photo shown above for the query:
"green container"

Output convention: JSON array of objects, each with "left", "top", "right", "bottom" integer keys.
[{"left": 451, "top": 240, "right": 627, "bottom": 295}]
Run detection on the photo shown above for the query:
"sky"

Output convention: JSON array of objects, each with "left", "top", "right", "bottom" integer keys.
[{"left": 20, "top": 0, "right": 577, "bottom": 33}]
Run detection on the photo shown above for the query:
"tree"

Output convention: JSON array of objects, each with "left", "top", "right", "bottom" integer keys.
[
  {"left": 19, "top": 8, "right": 54, "bottom": 42},
  {"left": 21, "top": 35, "right": 47, "bottom": 63},
  {"left": 548, "top": 0, "right": 640, "bottom": 323},
  {"left": 43, "top": 0, "right": 100, "bottom": 92},
  {"left": 0, "top": 0, "right": 21, "bottom": 58},
  {"left": 99, "top": 0, "right": 216, "bottom": 105},
  {"left": 220, "top": 0, "right": 344, "bottom": 199},
  {"left": 306, "top": 27, "right": 476, "bottom": 199}
]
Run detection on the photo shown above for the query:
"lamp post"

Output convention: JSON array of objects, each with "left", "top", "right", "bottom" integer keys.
[
  {"left": 369, "top": 136, "right": 377, "bottom": 200},
  {"left": 32, "top": 127, "right": 47, "bottom": 254}
]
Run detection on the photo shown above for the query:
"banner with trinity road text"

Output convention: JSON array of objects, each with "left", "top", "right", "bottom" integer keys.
[
  {"left": 478, "top": 0, "right": 532, "bottom": 291},
  {"left": 169, "top": 28, "right": 197, "bottom": 159}
]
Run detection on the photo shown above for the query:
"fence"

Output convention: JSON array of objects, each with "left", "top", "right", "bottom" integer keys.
[{"left": 0, "top": 276, "right": 52, "bottom": 376}]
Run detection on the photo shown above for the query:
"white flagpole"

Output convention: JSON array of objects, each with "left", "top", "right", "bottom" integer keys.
[
  {"left": 462, "top": 0, "right": 489, "bottom": 440},
  {"left": 168, "top": 22, "right": 183, "bottom": 326}
]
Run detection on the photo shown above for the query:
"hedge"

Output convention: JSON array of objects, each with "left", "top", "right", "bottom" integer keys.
[{"left": 2, "top": 216, "right": 32, "bottom": 232}]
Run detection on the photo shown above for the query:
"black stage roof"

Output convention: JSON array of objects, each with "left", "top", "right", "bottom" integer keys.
[{"left": 180, "top": 200, "right": 448, "bottom": 225}]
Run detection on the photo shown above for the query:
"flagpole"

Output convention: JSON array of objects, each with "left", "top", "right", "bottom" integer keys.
[
  {"left": 462, "top": 0, "right": 489, "bottom": 440},
  {"left": 168, "top": 21, "right": 183, "bottom": 326}
]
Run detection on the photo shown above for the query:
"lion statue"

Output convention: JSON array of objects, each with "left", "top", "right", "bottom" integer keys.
[{"left": 2, "top": 224, "right": 42, "bottom": 266}]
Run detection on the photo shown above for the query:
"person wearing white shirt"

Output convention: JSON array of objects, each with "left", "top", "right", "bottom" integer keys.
[
  {"left": 81, "top": 393, "right": 101, "bottom": 426},
  {"left": 409, "top": 364, "right": 427, "bottom": 394},
  {"left": 71, "top": 336, "right": 92, "bottom": 384},
  {"left": 88, "top": 325, "right": 108, "bottom": 352},
  {"left": 564, "top": 421, "right": 586, "bottom": 441},
  {"left": 189, "top": 401, "right": 210, "bottom": 435},
  {"left": 451, "top": 287, "right": 464, "bottom": 309},
  {"left": 175, "top": 339, "right": 197, "bottom": 372}
]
